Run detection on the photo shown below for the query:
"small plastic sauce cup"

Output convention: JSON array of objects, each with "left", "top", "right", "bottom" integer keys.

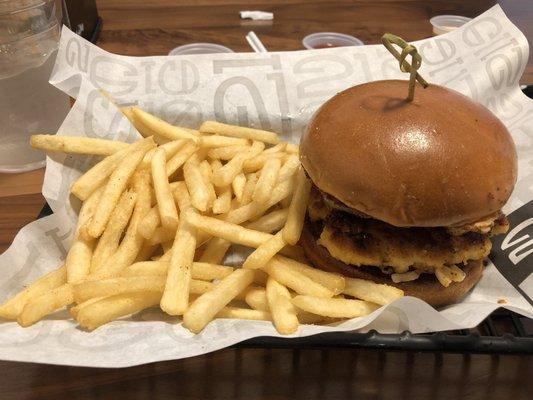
[
  {"left": 429, "top": 15, "right": 471, "bottom": 35},
  {"left": 168, "top": 43, "right": 234, "bottom": 55},
  {"left": 302, "top": 32, "right": 364, "bottom": 50}
]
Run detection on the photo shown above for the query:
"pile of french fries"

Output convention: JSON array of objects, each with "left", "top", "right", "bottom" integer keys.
[{"left": 0, "top": 107, "right": 403, "bottom": 334}]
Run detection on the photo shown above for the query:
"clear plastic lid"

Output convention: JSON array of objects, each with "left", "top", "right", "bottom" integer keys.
[
  {"left": 302, "top": 32, "right": 364, "bottom": 50},
  {"left": 168, "top": 43, "right": 234, "bottom": 55},
  {"left": 430, "top": 15, "right": 471, "bottom": 35}
]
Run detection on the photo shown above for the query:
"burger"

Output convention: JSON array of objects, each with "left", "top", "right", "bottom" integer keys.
[{"left": 299, "top": 80, "right": 517, "bottom": 307}]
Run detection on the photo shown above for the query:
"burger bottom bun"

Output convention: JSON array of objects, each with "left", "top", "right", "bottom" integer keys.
[{"left": 300, "top": 223, "right": 484, "bottom": 308}]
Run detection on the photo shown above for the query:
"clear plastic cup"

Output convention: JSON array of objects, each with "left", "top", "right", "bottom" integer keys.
[
  {"left": 430, "top": 15, "right": 471, "bottom": 35},
  {"left": 0, "top": 0, "right": 70, "bottom": 173},
  {"left": 168, "top": 43, "right": 234, "bottom": 55},
  {"left": 302, "top": 32, "right": 364, "bottom": 50}
]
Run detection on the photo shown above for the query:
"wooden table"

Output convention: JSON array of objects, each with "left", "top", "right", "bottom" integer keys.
[{"left": 0, "top": 1, "right": 531, "bottom": 399}]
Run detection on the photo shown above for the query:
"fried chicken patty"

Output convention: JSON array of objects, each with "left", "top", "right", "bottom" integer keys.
[{"left": 308, "top": 186, "right": 508, "bottom": 276}]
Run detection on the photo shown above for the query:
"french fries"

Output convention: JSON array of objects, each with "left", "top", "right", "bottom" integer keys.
[
  {"left": 343, "top": 277, "right": 404, "bottom": 306},
  {"left": 183, "top": 269, "right": 255, "bottom": 333},
  {"left": 91, "top": 190, "right": 137, "bottom": 272},
  {"left": 88, "top": 148, "right": 152, "bottom": 238},
  {"left": 152, "top": 148, "right": 179, "bottom": 230},
  {"left": 77, "top": 291, "right": 162, "bottom": 331},
  {"left": 11, "top": 111, "right": 404, "bottom": 335},
  {"left": 243, "top": 231, "right": 286, "bottom": 269},
  {"left": 212, "top": 141, "right": 264, "bottom": 187},
  {"left": 266, "top": 278, "right": 298, "bottom": 334},
  {"left": 184, "top": 157, "right": 210, "bottom": 212},
  {"left": 200, "top": 121, "right": 279, "bottom": 144},
  {"left": 253, "top": 158, "right": 281, "bottom": 204},
  {"left": 65, "top": 187, "right": 103, "bottom": 283},
  {"left": 130, "top": 107, "right": 200, "bottom": 142},
  {"left": 282, "top": 168, "right": 311, "bottom": 245},
  {"left": 30, "top": 134, "right": 128, "bottom": 156},
  {"left": 186, "top": 210, "right": 273, "bottom": 248},
  {"left": 18, "top": 284, "right": 74, "bottom": 327},
  {"left": 70, "top": 137, "right": 155, "bottom": 201},
  {"left": 160, "top": 216, "right": 197, "bottom": 315},
  {"left": 292, "top": 295, "right": 380, "bottom": 319},
  {"left": 0, "top": 266, "right": 66, "bottom": 320}
]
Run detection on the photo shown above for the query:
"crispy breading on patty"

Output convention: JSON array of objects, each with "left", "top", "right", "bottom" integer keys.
[
  {"left": 308, "top": 185, "right": 509, "bottom": 237},
  {"left": 317, "top": 212, "right": 492, "bottom": 274}
]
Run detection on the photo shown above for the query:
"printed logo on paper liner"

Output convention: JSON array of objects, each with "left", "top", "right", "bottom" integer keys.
[{"left": 490, "top": 199, "right": 533, "bottom": 305}]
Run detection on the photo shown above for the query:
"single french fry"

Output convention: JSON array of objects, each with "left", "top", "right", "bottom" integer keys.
[
  {"left": 208, "top": 145, "right": 249, "bottom": 160},
  {"left": 76, "top": 291, "right": 162, "bottom": 331},
  {"left": 166, "top": 141, "right": 198, "bottom": 177},
  {"left": 343, "top": 278, "right": 404, "bottom": 305},
  {"left": 183, "top": 157, "right": 210, "bottom": 212},
  {"left": 88, "top": 148, "right": 152, "bottom": 238},
  {"left": 245, "top": 209, "right": 288, "bottom": 233},
  {"left": 253, "top": 158, "right": 282, "bottom": 204},
  {"left": 216, "top": 307, "right": 271, "bottom": 321},
  {"left": 152, "top": 148, "right": 179, "bottom": 230},
  {"left": 138, "top": 206, "right": 161, "bottom": 240},
  {"left": 243, "top": 231, "right": 286, "bottom": 269},
  {"left": 198, "top": 237, "right": 231, "bottom": 264},
  {"left": 17, "top": 284, "right": 73, "bottom": 327},
  {"left": 264, "top": 260, "right": 334, "bottom": 298},
  {"left": 0, "top": 266, "right": 66, "bottom": 320},
  {"left": 66, "top": 187, "right": 103, "bottom": 283},
  {"left": 141, "top": 139, "right": 187, "bottom": 168},
  {"left": 282, "top": 168, "right": 311, "bottom": 245},
  {"left": 122, "top": 106, "right": 158, "bottom": 138},
  {"left": 183, "top": 269, "right": 255, "bottom": 333},
  {"left": 243, "top": 152, "right": 284, "bottom": 173},
  {"left": 277, "top": 154, "right": 300, "bottom": 182},
  {"left": 212, "top": 141, "right": 264, "bottom": 187},
  {"left": 199, "top": 160, "right": 217, "bottom": 209},
  {"left": 70, "top": 137, "right": 155, "bottom": 201},
  {"left": 185, "top": 210, "right": 273, "bottom": 248},
  {"left": 266, "top": 278, "right": 298, "bottom": 334},
  {"left": 91, "top": 190, "right": 137, "bottom": 272},
  {"left": 199, "top": 135, "right": 248, "bottom": 148},
  {"left": 74, "top": 276, "right": 166, "bottom": 303},
  {"left": 262, "top": 143, "right": 287, "bottom": 154},
  {"left": 272, "top": 256, "right": 345, "bottom": 295},
  {"left": 292, "top": 295, "right": 380, "bottom": 318},
  {"left": 131, "top": 107, "right": 200, "bottom": 141},
  {"left": 172, "top": 181, "right": 192, "bottom": 212},
  {"left": 160, "top": 216, "right": 197, "bottom": 315},
  {"left": 30, "top": 135, "right": 128, "bottom": 156},
  {"left": 232, "top": 173, "right": 246, "bottom": 203},
  {"left": 240, "top": 173, "right": 258, "bottom": 205},
  {"left": 200, "top": 121, "right": 279, "bottom": 144},
  {"left": 192, "top": 262, "right": 234, "bottom": 281},
  {"left": 245, "top": 287, "right": 269, "bottom": 311}
]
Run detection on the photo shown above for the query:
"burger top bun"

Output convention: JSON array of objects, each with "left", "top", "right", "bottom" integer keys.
[{"left": 299, "top": 80, "right": 518, "bottom": 227}]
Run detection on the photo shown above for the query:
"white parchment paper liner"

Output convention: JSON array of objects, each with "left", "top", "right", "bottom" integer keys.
[{"left": 1, "top": 5, "right": 531, "bottom": 367}]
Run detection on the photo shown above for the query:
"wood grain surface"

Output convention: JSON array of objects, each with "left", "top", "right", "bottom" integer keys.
[{"left": 0, "top": 1, "right": 532, "bottom": 398}]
